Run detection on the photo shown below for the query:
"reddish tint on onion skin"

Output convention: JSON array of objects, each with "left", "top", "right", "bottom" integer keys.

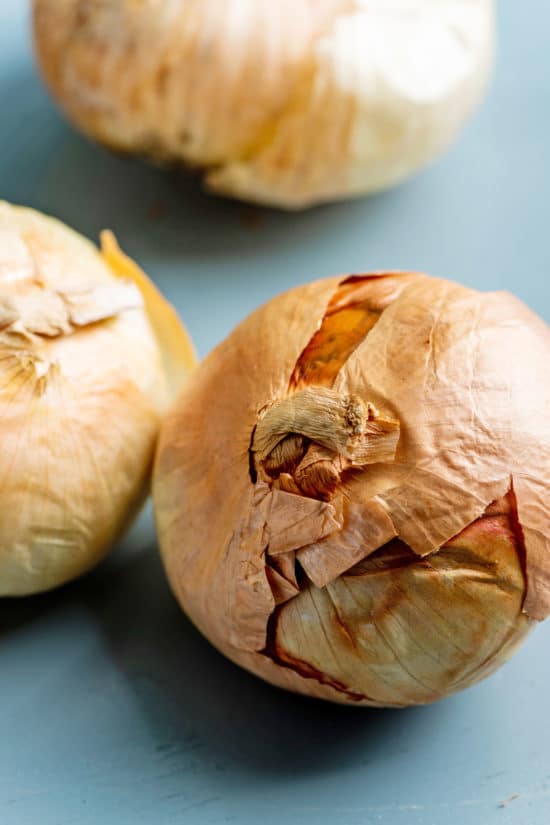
[{"left": 267, "top": 492, "right": 531, "bottom": 706}]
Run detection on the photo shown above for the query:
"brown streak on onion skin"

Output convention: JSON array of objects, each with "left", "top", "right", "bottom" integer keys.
[
  {"left": 289, "top": 272, "right": 418, "bottom": 391},
  {"left": 268, "top": 490, "right": 531, "bottom": 704},
  {"left": 262, "top": 610, "right": 366, "bottom": 703},
  {"left": 248, "top": 423, "right": 259, "bottom": 485},
  {"left": 508, "top": 482, "right": 529, "bottom": 611}
]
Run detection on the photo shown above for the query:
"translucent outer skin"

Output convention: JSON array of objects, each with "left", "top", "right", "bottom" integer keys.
[
  {"left": 33, "top": 0, "right": 494, "bottom": 208},
  {"left": 0, "top": 203, "right": 194, "bottom": 596},
  {"left": 154, "top": 273, "right": 550, "bottom": 706}
]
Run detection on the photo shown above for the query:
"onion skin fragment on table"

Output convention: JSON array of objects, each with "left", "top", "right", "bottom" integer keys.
[
  {"left": 0, "top": 201, "right": 195, "bottom": 596},
  {"left": 154, "top": 270, "right": 550, "bottom": 706}
]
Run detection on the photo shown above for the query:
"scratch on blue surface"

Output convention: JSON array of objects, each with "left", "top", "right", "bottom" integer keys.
[
  {"left": 177, "top": 797, "right": 221, "bottom": 813},
  {"left": 161, "top": 791, "right": 188, "bottom": 801},
  {"left": 235, "top": 789, "right": 550, "bottom": 815}
]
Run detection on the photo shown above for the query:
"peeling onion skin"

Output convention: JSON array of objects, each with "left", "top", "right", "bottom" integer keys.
[
  {"left": 33, "top": 0, "right": 494, "bottom": 209},
  {"left": 154, "top": 272, "right": 550, "bottom": 706},
  {"left": 0, "top": 202, "right": 195, "bottom": 596}
]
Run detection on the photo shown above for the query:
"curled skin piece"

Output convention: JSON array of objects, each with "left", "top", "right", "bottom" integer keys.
[
  {"left": 0, "top": 202, "right": 195, "bottom": 596},
  {"left": 154, "top": 272, "right": 550, "bottom": 706},
  {"left": 33, "top": 0, "right": 494, "bottom": 208}
]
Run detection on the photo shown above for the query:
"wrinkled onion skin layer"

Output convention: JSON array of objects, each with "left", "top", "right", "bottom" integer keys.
[
  {"left": 154, "top": 271, "right": 549, "bottom": 707},
  {"left": 270, "top": 503, "right": 531, "bottom": 706},
  {"left": 270, "top": 279, "right": 531, "bottom": 704}
]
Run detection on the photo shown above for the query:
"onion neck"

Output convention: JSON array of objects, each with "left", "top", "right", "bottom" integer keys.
[{"left": 251, "top": 386, "right": 399, "bottom": 498}]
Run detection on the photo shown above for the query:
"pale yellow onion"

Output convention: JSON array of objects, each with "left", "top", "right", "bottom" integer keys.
[
  {"left": 0, "top": 202, "right": 195, "bottom": 596},
  {"left": 33, "top": 0, "right": 494, "bottom": 208},
  {"left": 154, "top": 272, "right": 550, "bottom": 706}
]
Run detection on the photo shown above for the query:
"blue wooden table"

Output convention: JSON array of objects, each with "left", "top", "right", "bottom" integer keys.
[{"left": 1, "top": 3, "right": 549, "bottom": 823}]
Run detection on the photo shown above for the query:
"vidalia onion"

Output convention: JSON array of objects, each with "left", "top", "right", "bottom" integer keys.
[
  {"left": 154, "top": 272, "right": 550, "bottom": 706},
  {"left": 33, "top": 0, "right": 494, "bottom": 208},
  {"left": 0, "top": 202, "right": 195, "bottom": 596}
]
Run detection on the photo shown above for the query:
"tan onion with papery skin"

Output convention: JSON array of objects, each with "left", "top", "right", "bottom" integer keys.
[
  {"left": 154, "top": 272, "right": 550, "bottom": 706},
  {"left": 33, "top": 0, "right": 494, "bottom": 209},
  {"left": 0, "top": 202, "right": 195, "bottom": 596}
]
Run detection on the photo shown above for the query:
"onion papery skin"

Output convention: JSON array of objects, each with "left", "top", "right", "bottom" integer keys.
[{"left": 154, "top": 271, "right": 550, "bottom": 706}]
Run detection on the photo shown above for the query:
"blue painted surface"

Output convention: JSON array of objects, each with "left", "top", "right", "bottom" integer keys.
[{"left": 1, "top": 3, "right": 550, "bottom": 824}]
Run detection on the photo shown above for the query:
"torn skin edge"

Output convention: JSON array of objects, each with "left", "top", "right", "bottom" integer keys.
[
  {"left": 508, "top": 480, "right": 529, "bottom": 616},
  {"left": 511, "top": 474, "right": 550, "bottom": 621},
  {"left": 257, "top": 477, "right": 533, "bottom": 702},
  {"left": 265, "top": 564, "right": 299, "bottom": 606},
  {"left": 261, "top": 485, "right": 344, "bottom": 556},
  {"left": 249, "top": 274, "right": 408, "bottom": 701},
  {"left": 289, "top": 272, "right": 420, "bottom": 391},
  {"left": 261, "top": 487, "right": 531, "bottom": 704},
  {"left": 262, "top": 607, "right": 367, "bottom": 704},
  {"left": 0, "top": 281, "right": 143, "bottom": 340},
  {"left": 296, "top": 494, "right": 397, "bottom": 588}
]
